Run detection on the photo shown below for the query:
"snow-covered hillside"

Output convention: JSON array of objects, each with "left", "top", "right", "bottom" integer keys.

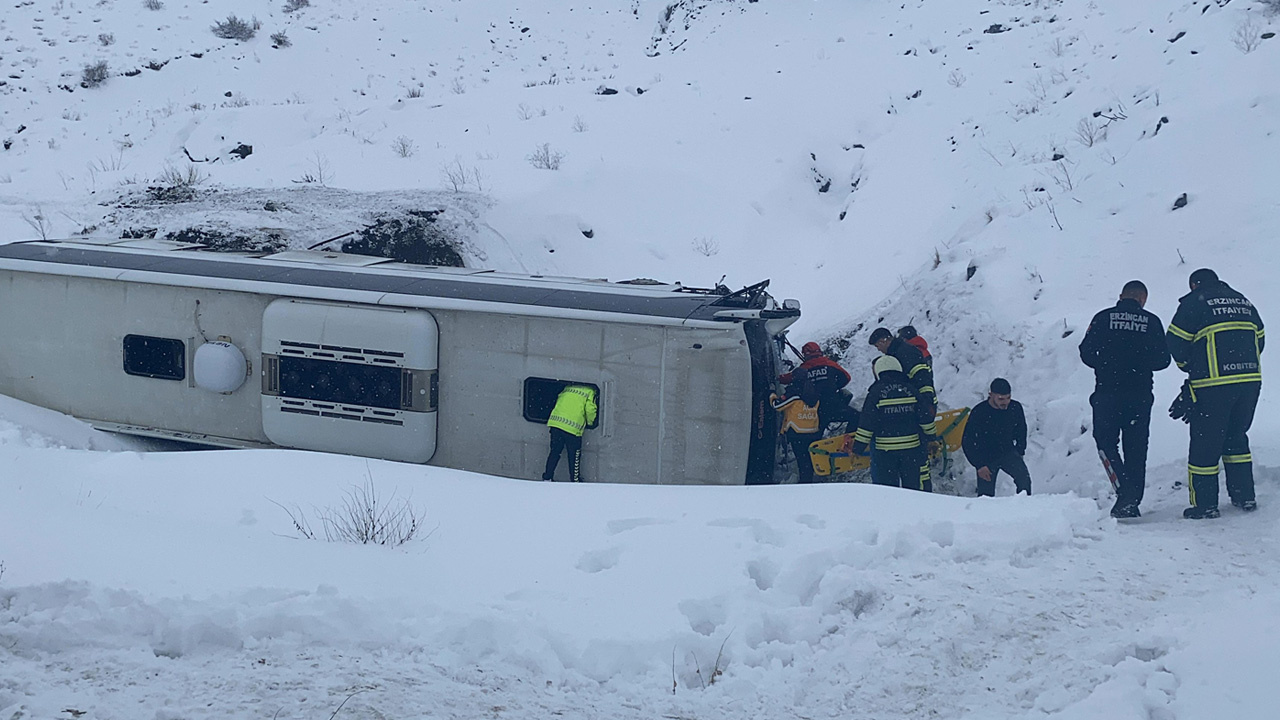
[{"left": 2, "top": 0, "right": 1279, "bottom": 717}]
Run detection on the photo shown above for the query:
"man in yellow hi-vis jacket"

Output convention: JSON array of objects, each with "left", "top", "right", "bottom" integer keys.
[
  {"left": 1167, "top": 268, "right": 1265, "bottom": 519},
  {"left": 543, "top": 384, "right": 598, "bottom": 482}
]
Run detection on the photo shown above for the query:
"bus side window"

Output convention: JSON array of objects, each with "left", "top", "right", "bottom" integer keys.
[
  {"left": 523, "top": 377, "right": 600, "bottom": 429},
  {"left": 123, "top": 334, "right": 186, "bottom": 381}
]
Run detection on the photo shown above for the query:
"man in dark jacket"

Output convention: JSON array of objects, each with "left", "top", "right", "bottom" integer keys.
[
  {"left": 962, "top": 378, "right": 1030, "bottom": 496},
  {"left": 1079, "top": 280, "right": 1171, "bottom": 518},
  {"left": 870, "top": 327, "right": 936, "bottom": 415},
  {"left": 1167, "top": 268, "right": 1264, "bottom": 519},
  {"left": 779, "top": 341, "right": 855, "bottom": 429},
  {"left": 897, "top": 326, "right": 933, "bottom": 369},
  {"left": 848, "top": 356, "right": 937, "bottom": 492}
]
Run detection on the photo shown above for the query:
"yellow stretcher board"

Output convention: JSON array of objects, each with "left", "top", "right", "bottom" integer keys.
[{"left": 808, "top": 407, "right": 971, "bottom": 477}]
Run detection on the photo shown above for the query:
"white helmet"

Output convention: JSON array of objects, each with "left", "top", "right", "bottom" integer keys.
[{"left": 873, "top": 355, "right": 902, "bottom": 379}]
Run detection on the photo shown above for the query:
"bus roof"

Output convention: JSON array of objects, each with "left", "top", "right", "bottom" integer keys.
[{"left": 0, "top": 239, "right": 783, "bottom": 325}]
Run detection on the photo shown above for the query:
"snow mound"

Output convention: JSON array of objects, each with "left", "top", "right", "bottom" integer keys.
[{"left": 0, "top": 395, "right": 147, "bottom": 451}]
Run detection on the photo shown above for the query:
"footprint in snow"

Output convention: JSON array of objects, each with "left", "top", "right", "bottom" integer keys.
[
  {"left": 605, "top": 517, "right": 667, "bottom": 535},
  {"left": 576, "top": 546, "right": 622, "bottom": 574},
  {"left": 707, "top": 518, "right": 786, "bottom": 547},
  {"left": 795, "top": 514, "right": 826, "bottom": 530}
]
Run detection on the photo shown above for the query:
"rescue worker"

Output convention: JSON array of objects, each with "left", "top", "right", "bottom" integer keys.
[
  {"left": 542, "top": 384, "right": 598, "bottom": 482},
  {"left": 1166, "top": 268, "right": 1264, "bottom": 519},
  {"left": 962, "top": 378, "right": 1031, "bottom": 496},
  {"left": 1078, "top": 280, "right": 1171, "bottom": 518},
  {"left": 869, "top": 327, "right": 936, "bottom": 415},
  {"left": 847, "top": 356, "right": 937, "bottom": 492},
  {"left": 771, "top": 381, "right": 822, "bottom": 484},
  {"left": 897, "top": 325, "right": 933, "bottom": 369},
  {"left": 779, "top": 341, "right": 856, "bottom": 430}
]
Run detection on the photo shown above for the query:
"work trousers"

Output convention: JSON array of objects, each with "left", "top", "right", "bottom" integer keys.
[
  {"left": 870, "top": 446, "right": 931, "bottom": 492},
  {"left": 1187, "top": 383, "right": 1260, "bottom": 509},
  {"left": 1091, "top": 391, "right": 1152, "bottom": 509},
  {"left": 785, "top": 429, "right": 820, "bottom": 484},
  {"left": 543, "top": 427, "right": 583, "bottom": 482},
  {"left": 975, "top": 451, "right": 1032, "bottom": 497}
]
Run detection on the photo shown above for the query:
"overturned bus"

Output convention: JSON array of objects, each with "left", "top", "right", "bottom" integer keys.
[{"left": 0, "top": 239, "right": 801, "bottom": 484}]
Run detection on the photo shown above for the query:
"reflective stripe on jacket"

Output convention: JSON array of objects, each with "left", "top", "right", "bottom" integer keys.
[
  {"left": 548, "top": 385, "right": 598, "bottom": 437},
  {"left": 1167, "top": 281, "right": 1264, "bottom": 394},
  {"left": 772, "top": 394, "right": 821, "bottom": 434},
  {"left": 887, "top": 338, "right": 936, "bottom": 407},
  {"left": 852, "top": 371, "right": 936, "bottom": 453}
]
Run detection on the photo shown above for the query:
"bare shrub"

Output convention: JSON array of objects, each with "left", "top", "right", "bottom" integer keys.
[
  {"left": 81, "top": 61, "right": 110, "bottom": 88},
  {"left": 691, "top": 236, "right": 720, "bottom": 257},
  {"left": 406, "top": 86, "right": 423, "bottom": 98},
  {"left": 450, "top": 77, "right": 466, "bottom": 94},
  {"left": 143, "top": 0, "right": 163, "bottom": 9},
  {"left": 1074, "top": 117, "right": 1106, "bottom": 147},
  {"left": 1041, "top": 158, "right": 1077, "bottom": 191},
  {"left": 947, "top": 68, "right": 966, "bottom": 88},
  {"left": 572, "top": 115, "right": 589, "bottom": 132},
  {"left": 527, "top": 143, "right": 565, "bottom": 170},
  {"left": 22, "top": 206, "right": 53, "bottom": 240},
  {"left": 90, "top": 150, "right": 127, "bottom": 172},
  {"left": 283, "top": 0, "right": 311, "bottom": 12},
  {"left": 98, "top": 33, "right": 115, "bottom": 46},
  {"left": 292, "top": 151, "right": 332, "bottom": 185},
  {"left": 1231, "top": 16, "right": 1262, "bottom": 53},
  {"left": 391, "top": 135, "right": 417, "bottom": 158},
  {"left": 271, "top": 30, "right": 291, "bottom": 48},
  {"left": 211, "top": 15, "right": 257, "bottom": 41},
  {"left": 274, "top": 476, "right": 426, "bottom": 548},
  {"left": 1025, "top": 75, "right": 1050, "bottom": 102},
  {"left": 516, "top": 102, "right": 535, "bottom": 121},
  {"left": 441, "top": 157, "right": 484, "bottom": 192},
  {"left": 155, "top": 164, "right": 205, "bottom": 186},
  {"left": 150, "top": 163, "right": 207, "bottom": 202}
]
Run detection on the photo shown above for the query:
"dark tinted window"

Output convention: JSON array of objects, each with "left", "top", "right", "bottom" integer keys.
[
  {"left": 123, "top": 335, "right": 186, "bottom": 381},
  {"left": 278, "top": 356, "right": 402, "bottom": 410},
  {"left": 523, "top": 377, "right": 599, "bottom": 427}
]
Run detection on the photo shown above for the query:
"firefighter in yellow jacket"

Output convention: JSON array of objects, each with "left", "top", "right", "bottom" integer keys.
[
  {"left": 543, "top": 384, "right": 598, "bottom": 482},
  {"left": 771, "top": 381, "right": 821, "bottom": 484}
]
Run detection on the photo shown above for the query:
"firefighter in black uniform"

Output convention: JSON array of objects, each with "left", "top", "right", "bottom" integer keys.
[
  {"left": 1167, "top": 268, "right": 1265, "bottom": 519},
  {"left": 869, "top": 327, "right": 937, "bottom": 416},
  {"left": 1079, "top": 280, "right": 1172, "bottom": 518},
  {"left": 847, "top": 355, "right": 937, "bottom": 492}
]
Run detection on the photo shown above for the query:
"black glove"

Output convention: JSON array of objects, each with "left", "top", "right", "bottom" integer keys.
[{"left": 1168, "top": 381, "right": 1193, "bottom": 424}]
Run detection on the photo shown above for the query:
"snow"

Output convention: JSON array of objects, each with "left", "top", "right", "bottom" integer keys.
[{"left": 2, "top": 0, "right": 1280, "bottom": 717}]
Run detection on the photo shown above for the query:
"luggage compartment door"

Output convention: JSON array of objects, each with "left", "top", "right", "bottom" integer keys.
[{"left": 261, "top": 300, "right": 439, "bottom": 463}]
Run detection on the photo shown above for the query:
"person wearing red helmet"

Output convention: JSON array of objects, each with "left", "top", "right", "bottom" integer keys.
[{"left": 779, "top": 342, "right": 855, "bottom": 430}]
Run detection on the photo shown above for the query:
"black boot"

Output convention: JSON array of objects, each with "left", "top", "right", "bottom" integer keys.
[
  {"left": 1232, "top": 499, "right": 1258, "bottom": 512},
  {"left": 1110, "top": 503, "right": 1141, "bottom": 519},
  {"left": 1183, "top": 506, "right": 1221, "bottom": 520}
]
